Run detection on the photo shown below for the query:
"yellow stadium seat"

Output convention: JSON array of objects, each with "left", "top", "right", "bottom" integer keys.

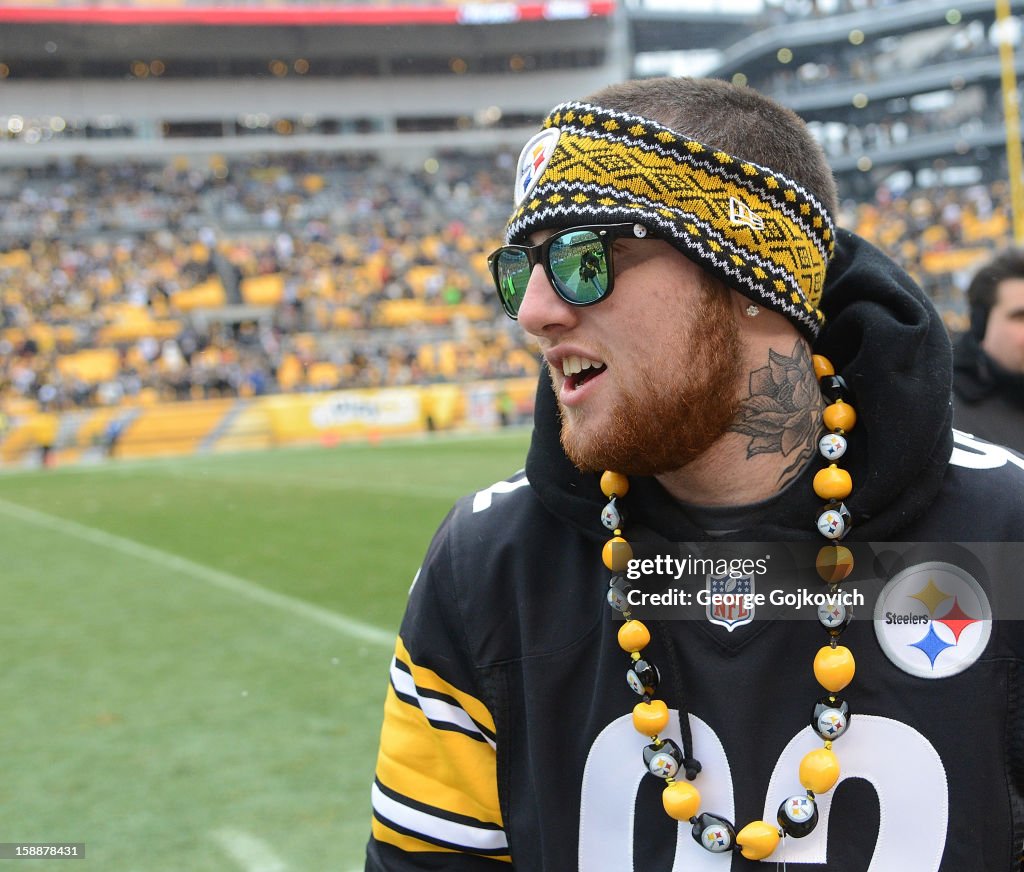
[
  {"left": 240, "top": 273, "right": 285, "bottom": 306},
  {"left": 307, "top": 362, "right": 340, "bottom": 389},
  {"left": 57, "top": 349, "right": 121, "bottom": 384},
  {"left": 172, "top": 278, "right": 227, "bottom": 311},
  {"left": 0, "top": 250, "right": 30, "bottom": 268}
]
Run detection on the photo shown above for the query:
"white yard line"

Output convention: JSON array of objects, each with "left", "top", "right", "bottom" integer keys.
[
  {"left": 0, "top": 496, "right": 394, "bottom": 647},
  {"left": 211, "top": 828, "right": 288, "bottom": 872}
]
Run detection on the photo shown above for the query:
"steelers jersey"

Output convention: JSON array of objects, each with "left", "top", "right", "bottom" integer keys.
[{"left": 367, "top": 436, "right": 1024, "bottom": 871}]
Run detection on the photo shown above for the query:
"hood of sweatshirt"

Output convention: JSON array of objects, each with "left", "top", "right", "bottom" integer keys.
[{"left": 524, "top": 228, "right": 954, "bottom": 544}]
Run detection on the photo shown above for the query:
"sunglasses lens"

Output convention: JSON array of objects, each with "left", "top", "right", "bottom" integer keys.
[
  {"left": 495, "top": 249, "right": 531, "bottom": 316},
  {"left": 548, "top": 230, "right": 609, "bottom": 304}
]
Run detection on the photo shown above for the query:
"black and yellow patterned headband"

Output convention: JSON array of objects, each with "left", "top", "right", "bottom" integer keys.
[{"left": 506, "top": 101, "right": 836, "bottom": 338}]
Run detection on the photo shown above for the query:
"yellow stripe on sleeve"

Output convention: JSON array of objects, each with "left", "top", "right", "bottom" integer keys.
[
  {"left": 371, "top": 816, "right": 512, "bottom": 862},
  {"left": 376, "top": 678, "right": 502, "bottom": 828},
  {"left": 394, "top": 637, "right": 496, "bottom": 735}
]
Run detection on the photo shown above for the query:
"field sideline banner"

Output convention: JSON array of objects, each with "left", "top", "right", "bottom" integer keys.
[
  {"left": 0, "top": 377, "right": 536, "bottom": 465},
  {"left": 263, "top": 388, "right": 424, "bottom": 443}
]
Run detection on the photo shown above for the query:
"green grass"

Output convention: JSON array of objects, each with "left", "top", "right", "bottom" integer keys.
[{"left": 0, "top": 429, "right": 531, "bottom": 871}]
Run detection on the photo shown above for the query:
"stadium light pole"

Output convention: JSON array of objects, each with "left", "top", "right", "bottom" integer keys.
[{"left": 996, "top": 0, "right": 1024, "bottom": 242}]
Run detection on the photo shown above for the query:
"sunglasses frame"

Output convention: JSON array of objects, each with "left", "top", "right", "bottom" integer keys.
[{"left": 487, "top": 223, "right": 650, "bottom": 320}]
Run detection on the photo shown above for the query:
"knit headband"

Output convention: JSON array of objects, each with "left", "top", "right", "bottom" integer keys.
[{"left": 505, "top": 101, "right": 836, "bottom": 338}]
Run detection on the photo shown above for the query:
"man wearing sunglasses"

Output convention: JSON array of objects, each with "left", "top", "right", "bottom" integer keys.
[{"left": 368, "top": 77, "right": 1024, "bottom": 871}]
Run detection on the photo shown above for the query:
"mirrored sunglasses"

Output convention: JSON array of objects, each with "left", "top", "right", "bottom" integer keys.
[{"left": 487, "top": 223, "right": 651, "bottom": 319}]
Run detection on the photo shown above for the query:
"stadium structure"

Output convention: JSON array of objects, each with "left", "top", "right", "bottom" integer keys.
[
  {"left": 0, "top": 0, "right": 1021, "bottom": 465},
  {"left": 0, "top": 0, "right": 634, "bottom": 163},
  {"left": 705, "top": 0, "right": 1024, "bottom": 197},
  {"left": 0, "top": 0, "right": 1016, "bottom": 178}
]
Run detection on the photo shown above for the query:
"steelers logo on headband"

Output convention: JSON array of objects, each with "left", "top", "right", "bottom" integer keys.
[
  {"left": 515, "top": 128, "right": 561, "bottom": 207},
  {"left": 505, "top": 102, "right": 836, "bottom": 339}
]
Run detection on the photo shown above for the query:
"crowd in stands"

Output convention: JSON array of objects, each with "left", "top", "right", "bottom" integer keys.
[
  {"left": 0, "top": 148, "right": 1015, "bottom": 414},
  {"left": 0, "top": 151, "right": 539, "bottom": 413}
]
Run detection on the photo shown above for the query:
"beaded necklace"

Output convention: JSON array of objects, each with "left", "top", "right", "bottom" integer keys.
[{"left": 599, "top": 353, "right": 857, "bottom": 861}]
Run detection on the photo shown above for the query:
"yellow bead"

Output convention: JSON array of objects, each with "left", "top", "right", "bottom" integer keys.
[
  {"left": 662, "top": 780, "right": 701, "bottom": 821},
  {"left": 602, "top": 536, "right": 633, "bottom": 571},
  {"left": 632, "top": 698, "right": 669, "bottom": 736},
  {"left": 736, "top": 820, "right": 781, "bottom": 860},
  {"left": 816, "top": 545, "right": 854, "bottom": 583},
  {"left": 823, "top": 400, "right": 857, "bottom": 432},
  {"left": 813, "top": 464, "right": 853, "bottom": 500},
  {"left": 813, "top": 644, "right": 855, "bottom": 692},
  {"left": 618, "top": 619, "right": 650, "bottom": 654},
  {"left": 600, "top": 471, "right": 630, "bottom": 498},
  {"left": 799, "top": 747, "right": 840, "bottom": 793},
  {"left": 812, "top": 355, "right": 835, "bottom": 380}
]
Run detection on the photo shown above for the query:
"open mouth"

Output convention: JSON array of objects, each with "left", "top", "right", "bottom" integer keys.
[{"left": 561, "top": 355, "right": 607, "bottom": 391}]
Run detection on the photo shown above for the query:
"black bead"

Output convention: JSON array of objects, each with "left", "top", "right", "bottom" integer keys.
[
  {"left": 691, "top": 813, "right": 736, "bottom": 853},
  {"left": 642, "top": 738, "right": 683, "bottom": 779},
  {"left": 816, "top": 592, "right": 854, "bottom": 636},
  {"left": 819, "top": 374, "right": 851, "bottom": 404},
  {"left": 777, "top": 794, "right": 819, "bottom": 838},
  {"left": 627, "top": 658, "right": 660, "bottom": 697},
  {"left": 607, "top": 575, "right": 633, "bottom": 613},
  {"left": 811, "top": 695, "right": 851, "bottom": 741}
]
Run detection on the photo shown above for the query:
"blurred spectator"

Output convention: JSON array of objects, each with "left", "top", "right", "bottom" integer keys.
[{"left": 952, "top": 246, "right": 1024, "bottom": 452}]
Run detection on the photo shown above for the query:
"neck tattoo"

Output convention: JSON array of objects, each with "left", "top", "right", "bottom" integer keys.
[{"left": 599, "top": 354, "right": 857, "bottom": 861}]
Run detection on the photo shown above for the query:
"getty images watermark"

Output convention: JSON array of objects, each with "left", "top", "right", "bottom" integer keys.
[
  {"left": 622, "top": 552, "right": 863, "bottom": 613},
  {"left": 608, "top": 542, "right": 1022, "bottom": 633}
]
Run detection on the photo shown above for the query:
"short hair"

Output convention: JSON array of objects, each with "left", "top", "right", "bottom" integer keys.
[
  {"left": 584, "top": 77, "right": 839, "bottom": 219},
  {"left": 966, "top": 246, "right": 1024, "bottom": 313}
]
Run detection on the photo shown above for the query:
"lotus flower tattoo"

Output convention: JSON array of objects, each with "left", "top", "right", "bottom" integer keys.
[{"left": 729, "top": 341, "right": 820, "bottom": 484}]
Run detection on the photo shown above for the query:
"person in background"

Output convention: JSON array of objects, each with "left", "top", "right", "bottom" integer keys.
[{"left": 952, "top": 245, "right": 1024, "bottom": 452}]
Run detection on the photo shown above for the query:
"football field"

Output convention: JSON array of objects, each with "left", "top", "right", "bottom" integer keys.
[{"left": 0, "top": 429, "right": 532, "bottom": 871}]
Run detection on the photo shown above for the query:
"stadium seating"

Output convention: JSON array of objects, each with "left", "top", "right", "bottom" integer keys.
[{"left": 0, "top": 145, "right": 1011, "bottom": 440}]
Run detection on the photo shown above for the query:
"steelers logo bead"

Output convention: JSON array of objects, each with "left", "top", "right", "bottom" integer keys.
[
  {"left": 817, "top": 599, "right": 850, "bottom": 632},
  {"left": 600, "top": 471, "right": 630, "bottom": 499},
  {"left": 814, "top": 706, "right": 850, "bottom": 741},
  {"left": 692, "top": 813, "right": 735, "bottom": 853},
  {"left": 736, "top": 820, "right": 780, "bottom": 860},
  {"left": 816, "top": 508, "right": 846, "bottom": 539},
  {"left": 818, "top": 432, "right": 847, "bottom": 461},
  {"left": 626, "top": 658, "right": 660, "bottom": 697},
  {"left": 799, "top": 747, "right": 840, "bottom": 794},
  {"left": 601, "top": 498, "right": 623, "bottom": 531},
  {"left": 813, "top": 644, "right": 855, "bottom": 692},
  {"left": 777, "top": 794, "right": 818, "bottom": 838},
  {"left": 643, "top": 738, "right": 683, "bottom": 779},
  {"left": 607, "top": 575, "right": 633, "bottom": 613},
  {"left": 812, "top": 696, "right": 851, "bottom": 741},
  {"left": 662, "top": 780, "right": 701, "bottom": 821}
]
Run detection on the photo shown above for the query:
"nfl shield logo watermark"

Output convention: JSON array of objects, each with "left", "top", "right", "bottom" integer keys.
[{"left": 706, "top": 573, "right": 755, "bottom": 631}]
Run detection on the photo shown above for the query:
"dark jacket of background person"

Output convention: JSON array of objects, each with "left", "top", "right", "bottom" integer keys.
[
  {"left": 953, "top": 330, "right": 1024, "bottom": 453},
  {"left": 951, "top": 246, "right": 1024, "bottom": 454}
]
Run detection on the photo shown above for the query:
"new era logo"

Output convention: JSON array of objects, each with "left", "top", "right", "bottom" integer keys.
[{"left": 729, "top": 197, "right": 764, "bottom": 231}]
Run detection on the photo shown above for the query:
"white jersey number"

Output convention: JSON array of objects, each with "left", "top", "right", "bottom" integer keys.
[{"left": 579, "top": 710, "right": 947, "bottom": 871}]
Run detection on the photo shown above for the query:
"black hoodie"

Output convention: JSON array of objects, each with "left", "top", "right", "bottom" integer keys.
[{"left": 368, "top": 230, "right": 1024, "bottom": 872}]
